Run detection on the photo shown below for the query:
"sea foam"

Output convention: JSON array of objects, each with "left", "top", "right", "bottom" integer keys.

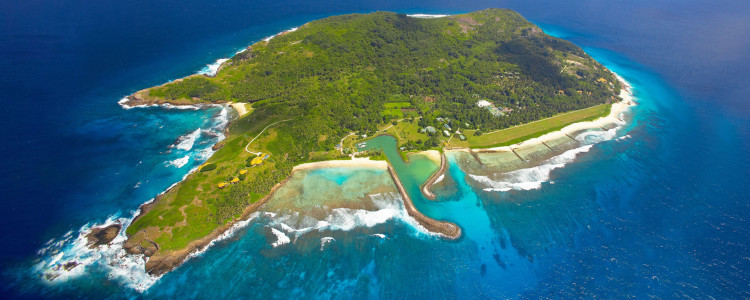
[
  {"left": 469, "top": 145, "right": 593, "bottom": 192},
  {"left": 197, "top": 58, "right": 229, "bottom": 77},
  {"left": 34, "top": 213, "right": 161, "bottom": 292},
  {"left": 265, "top": 192, "right": 440, "bottom": 245}
]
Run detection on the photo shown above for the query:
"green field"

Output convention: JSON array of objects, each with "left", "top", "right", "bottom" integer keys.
[
  {"left": 462, "top": 104, "right": 611, "bottom": 148},
  {"left": 384, "top": 102, "right": 412, "bottom": 109}
]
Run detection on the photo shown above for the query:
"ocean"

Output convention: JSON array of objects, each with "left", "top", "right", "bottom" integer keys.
[{"left": 2, "top": 0, "right": 749, "bottom": 298}]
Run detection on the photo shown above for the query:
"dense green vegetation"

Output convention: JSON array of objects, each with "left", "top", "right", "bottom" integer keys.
[
  {"left": 126, "top": 9, "right": 622, "bottom": 257},
  {"left": 463, "top": 103, "right": 611, "bottom": 148},
  {"left": 151, "top": 8, "right": 620, "bottom": 157}
]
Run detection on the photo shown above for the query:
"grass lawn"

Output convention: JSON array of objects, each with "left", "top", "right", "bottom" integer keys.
[
  {"left": 383, "top": 120, "right": 430, "bottom": 145},
  {"left": 466, "top": 104, "right": 611, "bottom": 148}
]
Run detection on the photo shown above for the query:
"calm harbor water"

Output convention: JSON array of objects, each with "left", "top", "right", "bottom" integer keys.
[{"left": 2, "top": 0, "right": 750, "bottom": 298}]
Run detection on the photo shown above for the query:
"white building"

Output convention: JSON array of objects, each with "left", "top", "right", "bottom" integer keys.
[{"left": 476, "top": 100, "right": 492, "bottom": 107}]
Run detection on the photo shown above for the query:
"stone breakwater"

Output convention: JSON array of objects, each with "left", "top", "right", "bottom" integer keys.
[
  {"left": 421, "top": 152, "right": 447, "bottom": 200},
  {"left": 387, "top": 165, "right": 461, "bottom": 239}
]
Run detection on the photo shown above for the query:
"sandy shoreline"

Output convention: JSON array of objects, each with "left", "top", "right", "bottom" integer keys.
[
  {"left": 454, "top": 75, "right": 634, "bottom": 154},
  {"left": 417, "top": 150, "right": 442, "bottom": 165},
  {"left": 293, "top": 157, "right": 388, "bottom": 171},
  {"left": 230, "top": 102, "right": 249, "bottom": 117}
]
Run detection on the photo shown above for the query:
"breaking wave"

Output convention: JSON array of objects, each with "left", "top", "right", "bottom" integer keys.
[
  {"left": 34, "top": 212, "right": 160, "bottom": 292},
  {"left": 469, "top": 145, "right": 593, "bottom": 192},
  {"left": 197, "top": 58, "right": 229, "bottom": 77},
  {"left": 173, "top": 129, "right": 201, "bottom": 151},
  {"left": 263, "top": 192, "right": 439, "bottom": 247},
  {"left": 167, "top": 155, "right": 190, "bottom": 168}
]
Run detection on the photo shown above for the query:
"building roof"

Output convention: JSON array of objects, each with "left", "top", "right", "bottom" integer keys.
[{"left": 476, "top": 100, "right": 492, "bottom": 107}]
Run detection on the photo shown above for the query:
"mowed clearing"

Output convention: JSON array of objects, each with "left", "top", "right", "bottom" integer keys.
[{"left": 464, "top": 104, "right": 611, "bottom": 148}]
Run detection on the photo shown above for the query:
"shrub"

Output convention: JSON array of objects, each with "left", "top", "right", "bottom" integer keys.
[{"left": 200, "top": 163, "right": 217, "bottom": 172}]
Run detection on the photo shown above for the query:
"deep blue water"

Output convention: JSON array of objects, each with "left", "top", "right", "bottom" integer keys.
[{"left": 2, "top": 0, "right": 750, "bottom": 298}]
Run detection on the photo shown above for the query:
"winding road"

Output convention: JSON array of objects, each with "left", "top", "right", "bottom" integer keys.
[{"left": 244, "top": 119, "right": 292, "bottom": 155}]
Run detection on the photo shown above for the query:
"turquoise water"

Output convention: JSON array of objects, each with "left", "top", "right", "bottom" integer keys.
[{"left": 362, "top": 135, "right": 438, "bottom": 206}]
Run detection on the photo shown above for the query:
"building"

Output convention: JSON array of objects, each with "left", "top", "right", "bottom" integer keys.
[
  {"left": 476, "top": 100, "right": 492, "bottom": 107},
  {"left": 218, "top": 182, "right": 228, "bottom": 189},
  {"left": 443, "top": 123, "right": 452, "bottom": 131},
  {"left": 443, "top": 130, "right": 451, "bottom": 137},
  {"left": 421, "top": 126, "right": 437, "bottom": 134},
  {"left": 459, "top": 134, "right": 467, "bottom": 141}
]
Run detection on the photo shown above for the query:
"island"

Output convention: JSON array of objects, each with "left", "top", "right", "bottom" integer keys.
[{"left": 116, "top": 8, "right": 624, "bottom": 276}]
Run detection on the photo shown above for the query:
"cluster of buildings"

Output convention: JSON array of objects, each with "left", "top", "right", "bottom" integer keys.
[{"left": 477, "top": 99, "right": 512, "bottom": 117}]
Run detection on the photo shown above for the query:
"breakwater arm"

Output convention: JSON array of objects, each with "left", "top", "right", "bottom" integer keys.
[
  {"left": 421, "top": 152, "right": 447, "bottom": 200},
  {"left": 387, "top": 165, "right": 461, "bottom": 239}
]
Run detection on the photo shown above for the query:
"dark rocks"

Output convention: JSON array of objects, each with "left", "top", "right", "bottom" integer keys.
[{"left": 85, "top": 224, "right": 122, "bottom": 248}]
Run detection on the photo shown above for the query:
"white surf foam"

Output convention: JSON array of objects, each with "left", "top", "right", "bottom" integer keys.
[
  {"left": 320, "top": 237, "right": 335, "bottom": 250},
  {"left": 470, "top": 145, "right": 594, "bottom": 192},
  {"left": 166, "top": 155, "right": 190, "bottom": 168},
  {"left": 35, "top": 213, "right": 160, "bottom": 292},
  {"left": 36, "top": 102, "right": 232, "bottom": 292},
  {"left": 173, "top": 129, "right": 201, "bottom": 151},
  {"left": 434, "top": 174, "right": 445, "bottom": 184},
  {"left": 270, "top": 227, "right": 291, "bottom": 247},
  {"left": 197, "top": 58, "right": 229, "bottom": 77},
  {"left": 263, "top": 27, "right": 299, "bottom": 42},
  {"left": 267, "top": 192, "right": 440, "bottom": 241}
]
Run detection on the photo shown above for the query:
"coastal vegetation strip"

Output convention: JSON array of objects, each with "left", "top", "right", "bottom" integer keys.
[{"left": 464, "top": 103, "right": 611, "bottom": 148}]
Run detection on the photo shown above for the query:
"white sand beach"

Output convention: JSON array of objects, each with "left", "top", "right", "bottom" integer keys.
[
  {"left": 230, "top": 102, "right": 250, "bottom": 117},
  {"left": 293, "top": 157, "right": 388, "bottom": 171}
]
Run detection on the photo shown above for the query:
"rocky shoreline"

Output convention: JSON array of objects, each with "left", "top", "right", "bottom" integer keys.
[
  {"left": 123, "top": 176, "right": 291, "bottom": 276},
  {"left": 85, "top": 224, "right": 122, "bottom": 248}
]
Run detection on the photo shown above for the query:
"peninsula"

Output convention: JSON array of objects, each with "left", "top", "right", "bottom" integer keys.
[{"left": 117, "top": 9, "right": 623, "bottom": 275}]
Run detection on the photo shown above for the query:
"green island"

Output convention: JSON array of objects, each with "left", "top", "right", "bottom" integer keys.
[{"left": 118, "top": 9, "right": 623, "bottom": 275}]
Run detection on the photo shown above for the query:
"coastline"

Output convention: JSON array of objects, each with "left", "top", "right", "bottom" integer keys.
[
  {"left": 116, "top": 74, "right": 633, "bottom": 279},
  {"left": 293, "top": 157, "right": 388, "bottom": 171},
  {"left": 129, "top": 176, "right": 291, "bottom": 276},
  {"left": 452, "top": 75, "right": 634, "bottom": 155}
]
